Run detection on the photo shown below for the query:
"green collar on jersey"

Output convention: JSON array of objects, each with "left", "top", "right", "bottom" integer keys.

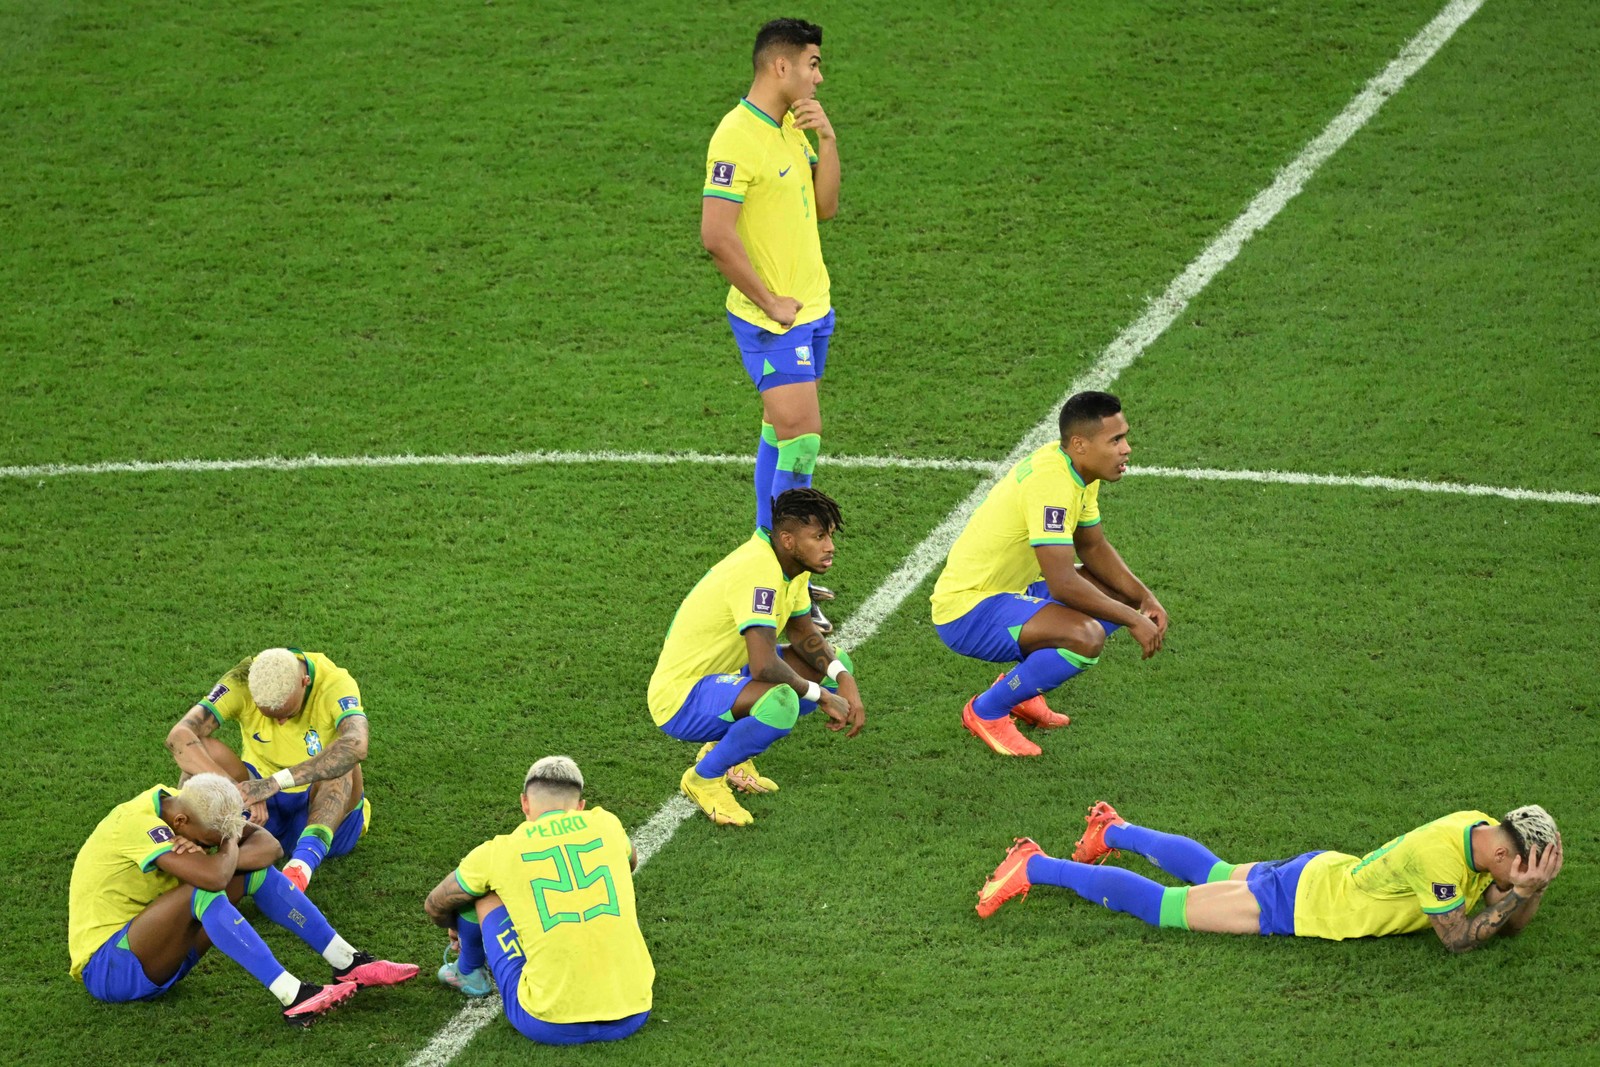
[
  {"left": 739, "top": 97, "right": 782, "bottom": 128},
  {"left": 288, "top": 647, "right": 316, "bottom": 700},
  {"left": 1464, "top": 820, "right": 1487, "bottom": 870},
  {"left": 1060, "top": 448, "right": 1088, "bottom": 488}
]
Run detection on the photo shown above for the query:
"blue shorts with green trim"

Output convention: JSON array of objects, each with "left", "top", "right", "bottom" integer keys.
[
  {"left": 935, "top": 580, "right": 1058, "bottom": 663},
  {"left": 1246, "top": 851, "right": 1325, "bottom": 936},
  {"left": 81, "top": 922, "right": 200, "bottom": 1002},
  {"left": 659, "top": 672, "right": 754, "bottom": 743},
  {"left": 242, "top": 765, "right": 369, "bottom": 857},
  {"left": 482, "top": 906, "right": 651, "bottom": 1045},
  {"left": 728, "top": 308, "right": 835, "bottom": 392}
]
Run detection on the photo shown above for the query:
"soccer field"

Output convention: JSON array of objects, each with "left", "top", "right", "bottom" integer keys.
[{"left": 3, "top": 0, "right": 1597, "bottom": 1062}]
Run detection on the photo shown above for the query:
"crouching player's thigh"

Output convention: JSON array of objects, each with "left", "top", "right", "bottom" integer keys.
[
  {"left": 659, "top": 673, "right": 755, "bottom": 743},
  {"left": 935, "top": 587, "right": 1059, "bottom": 664},
  {"left": 474, "top": 895, "right": 650, "bottom": 1046},
  {"left": 80, "top": 885, "right": 217, "bottom": 1003}
]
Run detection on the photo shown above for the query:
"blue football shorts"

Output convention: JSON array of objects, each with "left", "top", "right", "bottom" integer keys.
[
  {"left": 728, "top": 308, "right": 835, "bottom": 392},
  {"left": 1246, "top": 851, "right": 1325, "bottom": 936},
  {"left": 935, "top": 580, "right": 1058, "bottom": 663},
  {"left": 242, "top": 764, "right": 370, "bottom": 857},
  {"left": 482, "top": 906, "right": 650, "bottom": 1045},
  {"left": 81, "top": 922, "right": 200, "bottom": 1003},
  {"left": 659, "top": 648, "right": 826, "bottom": 742}
]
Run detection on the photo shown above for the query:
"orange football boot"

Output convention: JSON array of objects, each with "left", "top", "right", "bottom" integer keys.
[
  {"left": 1071, "top": 801, "right": 1127, "bottom": 864},
  {"left": 976, "top": 837, "right": 1044, "bottom": 918},
  {"left": 995, "top": 672, "right": 1071, "bottom": 729},
  {"left": 962, "top": 697, "right": 1042, "bottom": 757}
]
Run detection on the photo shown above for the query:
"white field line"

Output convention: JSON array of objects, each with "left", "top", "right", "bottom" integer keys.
[
  {"left": 0, "top": 449, "right": 996, "bottom": 481},
  {"left": 409, "top": 3, "right": 1484, "bottom": 1061},
  {"left": 1132, "top": 466, "right": 1600, "bottom": 506}
]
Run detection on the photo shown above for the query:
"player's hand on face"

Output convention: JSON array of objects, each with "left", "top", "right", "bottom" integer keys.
[
  {"left": 790, "top": 98, "right": 834, "bottom": 139},
  {"left": 170, "top": 837, "right": 205, "bottom": 856},
  {"left": 1512, "top": 834, "right": 1563, "bottom": 893},
  {"left": 766, "top": 295, "right": 803, "bottom": 327},
  {"left": 1130, "top": 614, "right": 1162, "bottom": 659}
]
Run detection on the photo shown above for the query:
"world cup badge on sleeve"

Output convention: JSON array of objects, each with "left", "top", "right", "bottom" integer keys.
[
  {"left": 711, "top": 161, "right": 736, "bottom": 187},
  {"left": 753, "top": 587, "right": 776, "bottom": 615},
  {"left": 1043, "top": 506, "right": 1067, "bottom": 533},
  {"left": 1431, "top": 882, "right": 1457, "bottom": 902}
]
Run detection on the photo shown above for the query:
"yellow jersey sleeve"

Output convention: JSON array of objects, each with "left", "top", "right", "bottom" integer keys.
[
  {"left": 455, "top": 839, "right": 496, "bottom": 897},
  {"left": 705, "top": 121, "right": 760, "bottom": 204},
  {"left": 725, "top": 551, "right": 783, "bottom": 633},
  {"left": 201, "top": 658, "right": 254, "bottom": 722},
  {"left": 1018, "top": 458, "right": 1088, "bottom": 548}
]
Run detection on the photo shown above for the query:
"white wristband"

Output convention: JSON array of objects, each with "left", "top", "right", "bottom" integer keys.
[
  {"left": 271, "top": 769, "right": 296, "bottom": 790},
  {"left": 826, "top": 659, "right": 848, "bottom": 681},
  {"left": 802, "top": 681, "right": 823, "bottom": 703}
]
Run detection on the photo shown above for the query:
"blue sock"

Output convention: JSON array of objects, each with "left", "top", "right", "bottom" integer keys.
[
  {"left": 291, "top": 824, "right": 332, "bottom": 872},
  {"left": 755, "top": 423, "right": 780, "bottom": 531},
  {"left": 1024, "top": 856, "right": 1172, "bottom": 927},
  {"left": 696, "top": 716, "right": 790, "bottom": 778},
  {"left": 1106, "top": 823, "right": 1231, "bottom": 885},
  {"left": 194, "top": 890, "right": 290, "bottom": 988},
  {"left": 246, "top": 866, "right": 336, "bottom": 952},
  {"left": 457, "top": 911, "right": 486, "bottom": 976},
  {"left": 972, "top": 646, "right": 1097, "bottom": 720}
]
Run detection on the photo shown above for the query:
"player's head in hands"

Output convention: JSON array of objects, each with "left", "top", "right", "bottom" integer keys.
[{"left": 1060, "top": 391, "right": 1132, "bottom": 483}]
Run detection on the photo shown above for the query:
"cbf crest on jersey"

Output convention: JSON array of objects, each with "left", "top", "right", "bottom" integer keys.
[
  {"left": 304, "top": 730, "right": 323, "bottom": 756},
  {"left": 1043, "top": 506, "right": 1067, "bottom": 533},
  {"left": 711, "top": 161, "right": 735, "bottom": 187},
  {"left": 753, "top": 587, "right": 776, "bottom": 615},
  {"left": 1432, "top": 882, "right": 1457, "bottom": 902}
]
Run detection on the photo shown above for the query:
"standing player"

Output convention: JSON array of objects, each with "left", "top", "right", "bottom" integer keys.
[
  {"left": 165, "top": 647, "right": 371, "bottom": 891},
  {"left": 423, "top": 756, "right": 654, "bottom": 1046},
  {"left": 68, "top": 773, "right": 416, "bottom": 1024},
  {"left": 930, "top": 391, "right": 1168, "bottom": 757},
  {"left": 701, "top": 18, "right": 841, "bottom": 628},
  {"left": 648, "top": 488, "right": 865, "bottom": 827},
  {"left": 976, "top": 801, "right": 1563, "bottom": 952}
]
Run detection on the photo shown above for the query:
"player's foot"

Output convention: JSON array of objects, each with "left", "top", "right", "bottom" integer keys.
[
  {"left": 961, "top": 697, "right": 1042, "bottom": 757},
  {"left": 335, "top": 951, "right": 419, "bottom": 988},
  {"left": 809, "top": 602, "right": 834, "bottom": 634},
  {"left": 809, "top": 584, "right": 836, "bottom": 602},
  {"left": 1071, "top": 801, "right": 1126, "bottom": 864},
  {"left": 694, "top": 742, "right": 778, "bottom": 793},
  {"left": 976, "top": 837, "right": 1043, "bottom": 918},
  {"left": 282, "top": 859, "right": 312, "bottom": 893},
  {"left": 995, "top": 672, "right": 1071, "bottom": 729},
  {"left": 282, "top": 981, "right": 357, "bottom": 1027},
  {"left": 680, "top": 766, "right": 754, "bottom": 826},
  {"left": 437, "top": 948, "right": 494, "bottom": 998}
]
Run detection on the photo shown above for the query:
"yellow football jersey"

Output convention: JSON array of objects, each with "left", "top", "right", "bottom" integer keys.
[
  {"left": 68, "top": 785, "right": 181, "bottom": 978},
  {"left": 1294, "top": 811, "right": 1497, "bottom": 940},
  {"left": 455, "top": 806, "right": 654, "bottom": 1024},
  {"left": 647, "top": 533, "right": 813, "bottom": 725},
  {"left": 198, "top": 650, "right": 364, "bottom": 793},
  {"left": 931, "top": 443, "right": 1102, "bottom": 625},
  {"left": 704, "top": 98, "right": 830, "bottom": 333}
]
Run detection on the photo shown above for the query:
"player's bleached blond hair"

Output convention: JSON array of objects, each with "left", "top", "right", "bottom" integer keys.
[
  {"left": 180, "top": 773, "right": 246, "bottom": 840},
  {"left": 248, "top": 648, "right": 303, "bottom": 710},
  {"left": 524, "top": 755, "right": 584, "bottom": 795},
  {"left": 1501, "top": 804, "right": 1558, "bottom": 861}
]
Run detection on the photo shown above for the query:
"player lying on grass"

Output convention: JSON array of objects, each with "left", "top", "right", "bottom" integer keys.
[
  {"left": 646, "top": 488, "right": 865, "bottom": 826},
  {"left": 68, "top": 774, "right": 417, "bottom": 1026},
  {"left": 977, "top": 801, "right": 1562, "bottom": 952},
  {"left": 930, "top": 391, "right": 1167, "bottom": 757},
  {"left": 166, "top": 647, "right": 371, "bottom": 892},
  {"left": 423, "top": 756, "right": 654, "bottom": 1046}
]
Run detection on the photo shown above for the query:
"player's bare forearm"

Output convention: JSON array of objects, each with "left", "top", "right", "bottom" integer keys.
[
  {"left": 1485, "top": 883, "right": 1545, "bottom": 935},
  {"left": 165, "top": 707, "right": 225, "bottom": 775},
  {"left": 1430, "top": 891, "right": 1529, "bottom": 953},
  {"left": 236, "top": 823, "right": 283, "bottom": 870},
  {"left": 787, "top": 616, "right": 837, "bottom": 676},
  {"left": 1073, "top": 532, "right": 1150, "bottom": 606},
  {"left": 1039, "top": 549, "right": 1143, "bottom": 628},
  {"left": 156, "top": 838, "right": 240, "bottom": 892},
  {"left": 745, "top": 627, "right": 812, "bottom": 690},
  {"left": 424, "top": 876, "right": 478, "bottom": 928},
  {"left": 238, "top": 718, "right": 368, "bottom": 804},
  {"left": 813, "top": 140, "right": 839, "bottom": 219},
  {"left": 705, "top": 238, "right": 780, "bottom": 314}
]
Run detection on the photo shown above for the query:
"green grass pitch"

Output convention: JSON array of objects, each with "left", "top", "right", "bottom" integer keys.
[{"left": 2, "top": 0, "right": 1597, "bottom": 1063}]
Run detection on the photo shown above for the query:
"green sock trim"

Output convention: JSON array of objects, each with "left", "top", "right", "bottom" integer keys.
[
  {"left": 301, "top": 824, "right": 334, "bottom": 846},
  {"left": 192, "top": 888, "right": 226, "bottom": 921},
  {"left": 246, "top": 868, "right": 268, "bottom": 895},
  {"left": 1206, "top": 861, "right": 1238, "bottom": 883},
  {"left": 1158, "top": 886, "right": 1191, "bottom": 930},
  {"left": 1058, "top": 647, "right": 1099, "bottom": 670},
  {"left": 751, "top": 684, "right": 800, "bottom": 729},
  {"left": 458, "top": 909, "right": 481, "bottom": 924},
  {"left": 761, "top": 422, "right": 778, "bottom": 445},
  {"left": 774, "top": 433, "right": 821, "bottom": 475}
]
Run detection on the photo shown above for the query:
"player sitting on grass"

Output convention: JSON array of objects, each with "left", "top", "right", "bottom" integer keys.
[
  {"left": 977, "top": 801, "right": 1562, "bottom": 952},
  {"left": 166, "top": 647, "right": 372, "bottom": 892},
  {"left": 646, "top": 487, "right": 865, "bottom": 826},
  {"left": 68, "top": 774, "right": 417, "bottom": 1026},
  {"left": 423, "top": 756, "right": 654, "bottom": 1046},
  {"left": 930, "top": 391, "right": 1167, "bottom": 757}
]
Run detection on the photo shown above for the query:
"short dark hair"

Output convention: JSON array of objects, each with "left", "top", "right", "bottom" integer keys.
[
  {"left": 1059, "top": 391, "right": 1123, "bottom": 442},
  {"left": 773, "top": 486, "right": 842, "bottom": 534},
  {"left": 754, "top": 18, "right": 822, "bottom": 69}
]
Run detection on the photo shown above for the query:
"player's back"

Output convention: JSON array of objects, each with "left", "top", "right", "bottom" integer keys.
[{"left": 68, "top": 786, "right": 181, "bottom": 976}]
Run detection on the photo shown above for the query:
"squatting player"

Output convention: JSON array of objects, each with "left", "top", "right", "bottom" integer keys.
[
  {"left": 648, "top": 488, "right": 865, "bottom": 826},
  {"left": 977, "top": 801, "right": 1563, "bottom": 952},
  {"left": 423, "top": 756, "right": 654, "bottom": 1046},
  {"left": 930, "top": 391, "right": 1168, "bottom": 757},
  {"left": 701, "top": 19, "right": 842, "bottom": 626},
  {"left": 166, "top": 647, "right": 371, "bottom": 891},
  {"left": 68, "top": 773, "right": 416, "bottom": 1024}
]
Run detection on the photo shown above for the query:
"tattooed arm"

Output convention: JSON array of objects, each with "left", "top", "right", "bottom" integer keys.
[
  {"left": 238, "top": 715, "right": 370, "bottom": 805},
  {"left": 165, "top": 705, "right": 235, "bottom": 777},
  {"left": 784, "top": 611, "right": 865, "bottom": 737},
  {"left": 1430, "top": 835, "right": 1564, "bottom": 953},
  {"left": 424, "top": 872, "right": 481, "bottom": 929}
]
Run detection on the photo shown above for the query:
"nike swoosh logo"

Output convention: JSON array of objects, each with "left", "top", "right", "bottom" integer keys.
[
  {"left": 778, "top": 166, "right": 791, "bottom": 177},
  {"left": 234, "top": 917, "right": 245, "bottom": 925},
  {"left": 252, "top": 732, "right": 267, "bottom": 743}
]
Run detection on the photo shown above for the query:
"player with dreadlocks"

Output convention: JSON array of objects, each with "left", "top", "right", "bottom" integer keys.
[
  {"left": 977, "top": 802, "right": 1563, "bottom": 953},
  {"left": 647, "top": 488, "right": 865, "bottom": 826}
]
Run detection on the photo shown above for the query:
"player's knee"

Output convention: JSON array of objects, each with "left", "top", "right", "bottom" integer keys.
[
  {"left": 1073, "top": 617, "right": 1107, "bottom": 658},
  {"left": 755, "top": 685, "right": 800, "bottom": 731}
]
